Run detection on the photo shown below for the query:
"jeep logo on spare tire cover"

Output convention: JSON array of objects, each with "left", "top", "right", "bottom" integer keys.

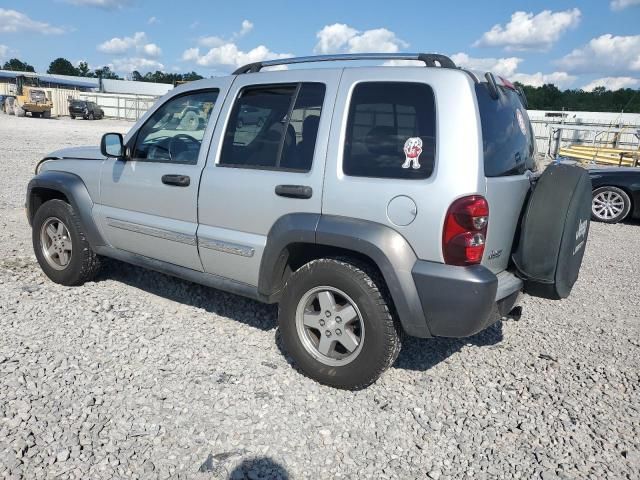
[{"left": 512, "top": 164, "right": 592, "bottom": 300}]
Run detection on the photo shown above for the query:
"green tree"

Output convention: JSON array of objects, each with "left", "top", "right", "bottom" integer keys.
[
  {"left": 2, "top": 58, "right": 35, "bottom": 72},
  {"left": 94, "top": 66, "right": 121, "bottom": 80},
  {"left": 77, "top": 61, "right": 93, "bottom": 77},
  {"left": 47, "top": 57, "right": 79, "bottom": 76}
]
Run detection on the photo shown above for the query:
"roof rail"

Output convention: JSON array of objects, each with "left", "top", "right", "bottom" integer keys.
[{"left": 232, "top": 53, "right": 457, "bottom": 75}]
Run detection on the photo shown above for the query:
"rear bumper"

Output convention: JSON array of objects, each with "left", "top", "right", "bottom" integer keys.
[{"left": 412, "top": 261, "right": 522, "bottom": 337}]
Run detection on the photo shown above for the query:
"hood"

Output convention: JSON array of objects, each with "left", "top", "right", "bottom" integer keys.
[{"left": 46, "top": 146, "right": 104, "bottom": 161}]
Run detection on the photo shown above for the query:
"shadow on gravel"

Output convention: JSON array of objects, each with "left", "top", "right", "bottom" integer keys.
[
  {"left": 98, "top": 259, "right": 505, "bottom": 374},
  {"left": 227, "top": 457, "right": 290, "bottom": 480},
  {"left": 395, "top": 321, "right": 504, "bottom": 372},
  {"left": 98, "top": 259, "right": 278, "bottom": 332}
]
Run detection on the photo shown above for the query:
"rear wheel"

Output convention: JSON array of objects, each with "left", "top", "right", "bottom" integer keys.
[
  {"left": 278, "top": 258, "right": 401, "bottom": 390},
  {"left": 32, "top": 112, "right": 41, "bottom": 118},
  {"left": 15, "top": 105, "right": 25, "bottom": 117},
  {"left": 32, "top": 199, "right": 101, "bottom": 286},
  {"left": 43, "top": 110, "right": 51, "bottom": 119},
  {"left": 591, "top": 186, "right": 631, "bottom": 224},
  {"left": 88, "top": 112, "right": 94, "bottom": 120}
]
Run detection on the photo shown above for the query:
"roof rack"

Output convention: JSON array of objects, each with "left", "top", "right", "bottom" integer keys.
[{"left": 232, "top": 53, "right": 457, "bottom": 75}]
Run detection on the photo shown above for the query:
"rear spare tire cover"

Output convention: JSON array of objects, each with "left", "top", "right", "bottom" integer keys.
[{"left": 512, "top": 163, "right": 592, "bottom": 300}]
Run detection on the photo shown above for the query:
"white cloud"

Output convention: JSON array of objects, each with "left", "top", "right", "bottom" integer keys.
[
  {"left": 0, "top": 45, "right": 8, "bottom": 60},
  {"left": 198, "top": 20, "right": 255, "bottom": 48},
  {"left": 314, "top": 23, "right": 408, "bottom": 54},
  {"left": 66, "top": 0, "right": 130, "bottom": 8},
  {"left": 141, "top": 43, "right": 161, "bottom": 57},
  {"left": 97, "top": 32, "right": 162, "bottom": 58},
  {"left": 0, "top": 8, "right": 65, "bottom": 34},
  {"left": 147, "top": 16, "right": 158, "bottom": 25},
  {"left": 557, "top": 34, "right": 640, "bottom": 75},
  {"left": 582, "top": 76, "right": 639, "bottom": 91},
  {"left": 237, "top": 20, "right": 253, "bottom": 37},
  {"left": 512, "top": 71, "right": 577, "bottom": 89},
  {"left": 98, "top": 32, "right": 146, "bottom": 54},
  {"left": 111, "top": 57, "right": 164, "bottom": 73},
  {"left": 182, "top": 43, "right": 292, "bottom": 69},
  {"left": 474, "top": 9, "right": 581, "bottom": 51},
  {"left": 611, "top": 0, "right": 640, "bottom": 11},
  {"left": 450, "top": 53, "right": 522, "bottom": 77},
  {"left": 181, "top": 48, "right": 201, "bottom": 62},
  {"left": 198, "top": 36, "right": 225, "bottom": 48}
]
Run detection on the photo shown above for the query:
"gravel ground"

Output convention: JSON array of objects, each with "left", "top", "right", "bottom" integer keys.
[{"left": 1, "top": 113, "right": 639, "bottom": 480}]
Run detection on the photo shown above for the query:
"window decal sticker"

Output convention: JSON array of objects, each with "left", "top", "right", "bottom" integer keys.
[{"left": 402, "top": 137, "right": 423, "bottom": 169}]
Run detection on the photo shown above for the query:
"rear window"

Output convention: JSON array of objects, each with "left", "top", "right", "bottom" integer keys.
[
  {"left": 343, "top": 82, "right": 436, "bottom": 180},
  {"left": 476, "top": 83, "right": 536, "bottom": 177}
]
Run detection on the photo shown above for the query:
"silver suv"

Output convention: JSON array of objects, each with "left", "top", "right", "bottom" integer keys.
[{"left": 26, "top": 53, "right": 592, "bottom": 389}]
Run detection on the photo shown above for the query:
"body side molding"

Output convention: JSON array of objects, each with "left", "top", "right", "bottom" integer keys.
[
  {"left": 27, "top": 170, "right": 107, "bottom": 248},
  {"left": 94, "top": 246, "right": 265, "bottom": 302}
]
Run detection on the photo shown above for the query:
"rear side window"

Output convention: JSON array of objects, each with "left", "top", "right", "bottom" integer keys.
[
  {"left": 476, "top": 83, "right": 536, "bottom": 177},
  {"left": 343, "top": 82, "right": 436, "bottom": 179},
  {"left": 220, "top": 83, "right": 326, "bottom": 172}
]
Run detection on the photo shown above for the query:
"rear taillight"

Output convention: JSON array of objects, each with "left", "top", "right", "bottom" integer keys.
[{"left": 443, "top": 195, "right": 489, "bottom": 266}]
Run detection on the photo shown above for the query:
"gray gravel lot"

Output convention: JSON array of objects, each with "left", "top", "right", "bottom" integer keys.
[{"left": 0, "top": 113, "right": 639, "bottom": 479}]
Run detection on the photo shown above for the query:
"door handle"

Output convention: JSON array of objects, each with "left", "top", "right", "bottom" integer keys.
[
  {"left": 162, "top": 174, "right": 190, "bottom": 187},
  {"left": 275, "top": 184, "right": 313, "bottom": 199}
]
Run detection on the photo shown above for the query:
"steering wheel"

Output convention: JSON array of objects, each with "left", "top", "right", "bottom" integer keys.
[{"left": 168, "top": 134, "right": 199, "bottom": 162}]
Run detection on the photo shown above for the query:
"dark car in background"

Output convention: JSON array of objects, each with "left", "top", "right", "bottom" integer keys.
[
  {"left": 69, "top": 100, "right": 104, "bottom": 120},
  {"left": 589, "top": 167, "right": 640, "bottom": 223}
]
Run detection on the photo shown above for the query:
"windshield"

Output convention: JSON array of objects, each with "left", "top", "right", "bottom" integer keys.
[{"left": 71, "top": 101, "right": 86, "bottom": 108}]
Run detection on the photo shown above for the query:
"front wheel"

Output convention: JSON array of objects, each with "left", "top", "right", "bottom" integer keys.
[
  {"left": 278, "top": 258, "right": 402, "bottom": 390},
  {"left": 591, "top": 186, "right": 631, "bottom": 223},
  {"left": 88, "top": 112, "right": 94, "bottom": 120},
  {"left": 32, "top": 199, "right": 101, "bottom": 286}
]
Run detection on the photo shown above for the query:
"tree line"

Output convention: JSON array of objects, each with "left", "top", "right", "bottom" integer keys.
[
  {"left": 2, "top": 56, "right": 639, "bottom": 112},
  {"left": 2, "top": 57, "right": 203, "bottom": 85},
  {"left": 518, "top": 83, "right": 640, "bottom": 114}
]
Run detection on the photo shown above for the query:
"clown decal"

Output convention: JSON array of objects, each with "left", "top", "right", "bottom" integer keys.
[{"left": 402, "top": 137, "right": 423, "bottom": 169}]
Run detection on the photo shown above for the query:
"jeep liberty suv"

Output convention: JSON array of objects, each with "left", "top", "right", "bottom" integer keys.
[{"left": 26, "top": 53, "right": 592, "bottom": 389}]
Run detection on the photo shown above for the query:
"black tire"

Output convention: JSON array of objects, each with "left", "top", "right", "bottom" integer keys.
[
  {"left": 591, "top": 186, "right": 631, "bottom": 224},
  {"left": 278, "top": 258, "right": 402, "bottom": 390},
  {"left": 32, "top": 112, "right": 41, "bottom": 118},
  {"left": 70, "top": 115, "right": 75, "bottom": 119},
  {"left": 89, "top": 112, "right": 94, "bottom": 120},
  {"left": 32, "top": 199, "right": 101, "bottom": 286}
]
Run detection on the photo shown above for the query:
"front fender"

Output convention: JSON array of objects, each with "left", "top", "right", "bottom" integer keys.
[{"left": 26, "top": 170, "right": 106, "bottom": 248}]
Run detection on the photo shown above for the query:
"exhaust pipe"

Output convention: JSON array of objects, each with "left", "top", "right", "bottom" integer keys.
[{"left": 503, "top": 306, "right": 522, "bottom": 321}]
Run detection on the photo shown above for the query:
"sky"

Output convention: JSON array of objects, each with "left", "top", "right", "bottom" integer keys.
[{"left": 0, "top": 0, "right": 639, "bottom": 91}]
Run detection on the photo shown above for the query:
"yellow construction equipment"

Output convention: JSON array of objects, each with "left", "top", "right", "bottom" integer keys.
[{"left": 6, "top": 75, "right": 53, "bottom": 118}]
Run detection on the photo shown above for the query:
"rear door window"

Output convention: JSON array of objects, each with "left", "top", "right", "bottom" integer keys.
[
  {"left": 220, "top": 83, "right": 326, "bottom": 172},
  {"left": 476, "top": 84, "right": 536, "bottom": 177},
  {"left": 343, "top": 82, "right": 436, "bottom": 179}
]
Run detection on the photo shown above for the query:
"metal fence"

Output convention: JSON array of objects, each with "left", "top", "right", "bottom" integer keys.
[
  {"left": 78, "top": 92, "right": 160, "bottom": 121},
  {"left": 528, "top": 110, "right": 640, "bottom": 158}
]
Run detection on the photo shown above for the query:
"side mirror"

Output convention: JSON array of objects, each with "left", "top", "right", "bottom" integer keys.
[{"left": 100, "top": 132, "right": 125, "bottom": 158}]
